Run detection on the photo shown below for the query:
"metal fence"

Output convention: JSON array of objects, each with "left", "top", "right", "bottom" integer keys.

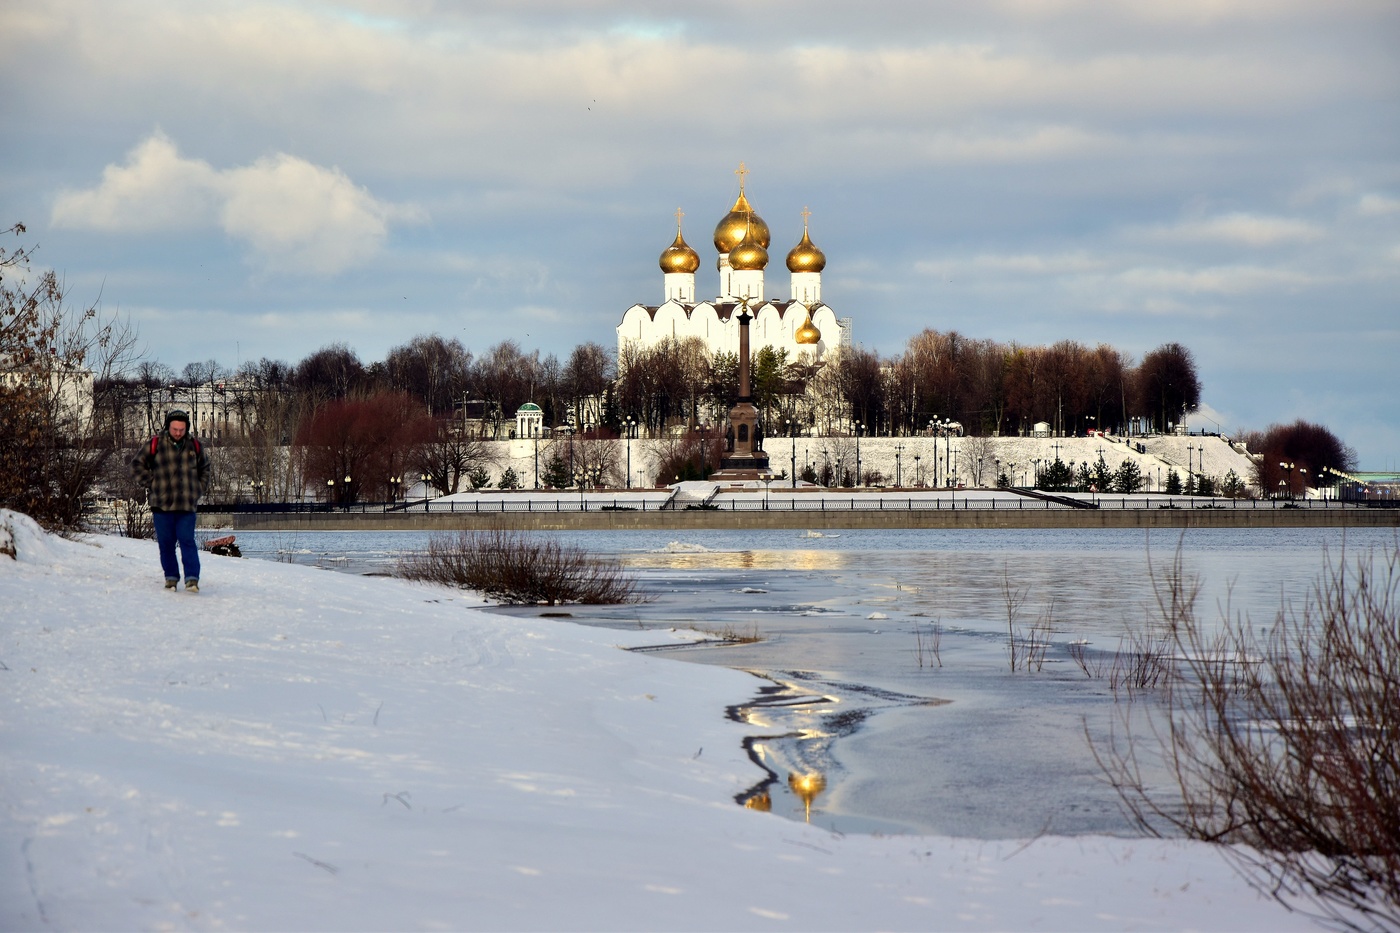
[{"left": 202, "top": 495, "right": 1398, "bottom": 515}]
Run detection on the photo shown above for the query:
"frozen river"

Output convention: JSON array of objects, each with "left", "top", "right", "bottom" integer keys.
[{"left": 230, "top": 526, "right": 1396, "bottom": 838}]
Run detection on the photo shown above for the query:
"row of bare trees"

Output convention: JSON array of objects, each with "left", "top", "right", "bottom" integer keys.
[
  {"left": 856, "top": 330, "right": 1201, "bottom": 437},
  {"left": 612, "top": 331, "right": 1201, "bottom": 441}
]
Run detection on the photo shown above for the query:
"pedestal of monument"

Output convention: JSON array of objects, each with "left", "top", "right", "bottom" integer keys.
[{"left": 709, "top": 398, "right": 772, "bottom": 482}]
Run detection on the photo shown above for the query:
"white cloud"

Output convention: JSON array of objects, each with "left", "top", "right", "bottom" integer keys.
[
  {"left": 51, "top": 133, "right": 220, "bottom": 231},
  {"left": 1138, "top": 212, "right": 1323, "bottom": 246},
  {"left": 916, "top": 251, "right": 1110, "bottom": 277},
  {"left": 1112, "top": 263, "right": 1319, "bottom": 295},
  {"left": 51, "top": 132, "right": 419, "bottom": 276},
  {"left": 1358, "top": 193, "right": 1400, "bottom": 216}
]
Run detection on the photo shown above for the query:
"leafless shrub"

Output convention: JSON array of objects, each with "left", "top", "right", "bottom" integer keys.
[
  {"left": 1093, "top": 544, "right": 1400, "bottom": 930},
  {"left": 1068, "top": 639, "right": 1098, "bottom": 678},
  {"left": 1003, "top": 569, "right": 1052, "bottom": 672},
  {"left": 395, "top": 527, "right": 642, "bottom": 605},
  {"left": 914, "top": 621, "right": 942, "bottom": 669},
  {"left": 1106, "top": 630, "right": 1174, "bottom": 695},
  {"left": 688, "top": 623, "right": 762, "bottom": 644}
]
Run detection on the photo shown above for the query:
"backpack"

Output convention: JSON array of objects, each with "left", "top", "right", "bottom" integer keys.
[{"left": 150, "top": 434, "right": 202, "bottom": 457}]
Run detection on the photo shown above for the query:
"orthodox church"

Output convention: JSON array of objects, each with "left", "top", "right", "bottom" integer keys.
[{"left": 617, "top": 165, "right": 849, "bottom": 364}]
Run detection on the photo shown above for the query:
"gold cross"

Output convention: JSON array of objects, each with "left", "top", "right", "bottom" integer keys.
[
  {"left": 674, "top": 207, "right": 684, "bottom": 230},
  {"left": 734, "top": 161, "right": 748, "bottom": 192},
  {"left": 801, "top": 206, "right": 811, "bottom": 230}
]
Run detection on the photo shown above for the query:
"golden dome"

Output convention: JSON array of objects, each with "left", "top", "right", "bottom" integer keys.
[
  {"left": 658, "top": 223, "right": 700, "bottom": 274},
  {"left": 794, "top": 311, "right": 821, "bottom": 345},
  {"left": 727, "top": 219, "right": 769, "bottom": 271},
  {"left": 786, "top": 224, "right": 826, "bottom": 273},
  {"left": 714, "top": 194, "right": 770, "bottom": 254}
]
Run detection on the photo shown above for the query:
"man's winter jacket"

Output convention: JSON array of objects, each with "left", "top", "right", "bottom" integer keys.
[{"left": 132, "top": 431, "right": 211, "bottom": 512}]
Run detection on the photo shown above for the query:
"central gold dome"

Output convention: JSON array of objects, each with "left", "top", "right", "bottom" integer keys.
[
  {"left": 714, "top": 190, "right": 770, "bottom": 254},
  {"left": 658, "top": 227, "right": 700, "bottom": 274},
  {"left": 795, "top": 312, "right": 821, "bottom": 345},
  {"left": 727, "top": 219, "right": 769, "bottom": 271}
]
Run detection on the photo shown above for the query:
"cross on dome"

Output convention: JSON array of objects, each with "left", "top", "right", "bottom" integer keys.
[{"left": 734, "top": 161, "right": 748, "bottom": 193}]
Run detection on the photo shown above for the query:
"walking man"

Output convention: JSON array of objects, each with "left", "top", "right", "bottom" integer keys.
[{"left": 132, "top": 409, "right": 212, "bottom": 592}]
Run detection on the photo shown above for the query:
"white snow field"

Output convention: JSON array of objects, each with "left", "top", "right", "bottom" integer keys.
[{"left": 0, "top": 510, "right": 1319, "bottom": 931}]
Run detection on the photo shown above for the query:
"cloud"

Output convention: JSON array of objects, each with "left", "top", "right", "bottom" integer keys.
[
  {"left": 51, "top": 132, "right": 419, "bottom": 275},
  {"left": 1358, "top": 193, "right": 1400, "bottom": 216},
  {"left": 1111, "top": 263, "right": 1320, "bottom": 295},
  {"left": 1137, "top": 212, "right": 1324, "bottom": 246},
  {"left": 50, "top": 133, "right": 221, "bottom": 231}
]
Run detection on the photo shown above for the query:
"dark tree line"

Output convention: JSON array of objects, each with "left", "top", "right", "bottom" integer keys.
[
  {"left": 877, "top": 331, "right": 1200, "bottom": 437},
  {"left": 1239, "top": 420, "right": 1357, "bottom": 496}
]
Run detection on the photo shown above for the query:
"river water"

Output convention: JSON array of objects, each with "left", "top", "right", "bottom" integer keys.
[{"left": 230, "top": 526, "right": 1396, "bottom": 838}]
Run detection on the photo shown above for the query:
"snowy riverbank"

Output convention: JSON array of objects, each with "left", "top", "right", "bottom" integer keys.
[{"left": 0, "top": 511, "right": 1319, "bottom": 931}]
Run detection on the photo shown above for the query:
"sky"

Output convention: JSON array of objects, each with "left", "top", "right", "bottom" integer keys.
[
  {"left": 0, "top": 508, "right": 1328, "bottom": 931},
  {"left": 2, "top": 1, "right": 1398, "bottom": 466}
]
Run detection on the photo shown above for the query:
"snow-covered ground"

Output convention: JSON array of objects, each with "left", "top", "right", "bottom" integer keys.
[{"left": 0, "top": 510, "right": 1321, "bottom": 931}]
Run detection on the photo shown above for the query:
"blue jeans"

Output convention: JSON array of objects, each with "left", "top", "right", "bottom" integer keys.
[{"left": 152, "top": 511, "right": 200, "bottom": 582}]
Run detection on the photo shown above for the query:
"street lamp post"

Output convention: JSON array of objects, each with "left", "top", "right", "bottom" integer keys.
[
  {"left": 853, "top": 421, "right": 863, "bottom": 488},
  {"left": 894, "top": 442, "right": 905, "bottom": 487},
  {"left": 913, "top": 453, "right": 922, "bottom": 487},
  {"left": 625, "top": 417, "right": 636, "bottom": 489},
  {"left": 943, "top": 419, "right": 953, "bottom": 487},
  {"left": 420, "top": 472, "right": 431, "bottom": 510},
  {"left": 927, "top": 419, "right": 937, "bottom": 486},
  {"left": 1280, "top": 461, "right": 1294, "bottom": 499},
  {"left": 785, "top": 418, "right": 797, "bottom": 488}
]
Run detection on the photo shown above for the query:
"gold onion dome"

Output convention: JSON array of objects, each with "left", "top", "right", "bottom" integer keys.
[
  {"left": 795, "top": 313, "right": 821, "bottom": 345},
  {"left": 714, "top": 191, "right": 771, "bottom": 254},
  {"left": 658, "top": 225, "right": 700, "bottom": 274},
  {"left": 727, "top": 220, "right": 769, "bottom": 271},
  {"left": 786, "top": 227, "right": 826, "bottom": 273}
]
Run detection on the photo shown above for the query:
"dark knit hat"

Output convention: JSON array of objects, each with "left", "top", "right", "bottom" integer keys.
[{"left": 165, "top": 409, "right": 190, "bottom": 429}]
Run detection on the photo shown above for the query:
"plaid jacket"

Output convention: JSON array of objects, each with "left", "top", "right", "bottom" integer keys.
[{"left": 132, "top": 431, "right": 212, "bottom": 512}]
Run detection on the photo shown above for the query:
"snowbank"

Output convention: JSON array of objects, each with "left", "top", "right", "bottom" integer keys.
[{"left": 0, "top": 510, "right": 1313, "bottom": 930}]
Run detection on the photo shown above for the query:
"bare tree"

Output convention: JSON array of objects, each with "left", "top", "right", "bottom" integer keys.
[
  {"left": 960, "top": 435, "right": 997, "bottom": 487},
  {"left": 1093, "top": 546, "right": 1400, "bottom": 931},
  {"left": 1, "top": 222, "right": 143, "bottom": 529}
]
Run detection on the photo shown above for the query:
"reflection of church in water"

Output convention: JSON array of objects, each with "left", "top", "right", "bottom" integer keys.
[{"left": 616, "top": 164, "right": 850, "bottom": 363}]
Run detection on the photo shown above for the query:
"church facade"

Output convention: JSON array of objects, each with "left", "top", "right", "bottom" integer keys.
[{"left": 617, "top": 166, "right": 849, "bottom": 364}]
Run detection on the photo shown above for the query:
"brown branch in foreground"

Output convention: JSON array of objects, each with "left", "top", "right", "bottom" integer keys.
[{"left": 1091, "top": 543, "right": 1400, "bottom": 931}]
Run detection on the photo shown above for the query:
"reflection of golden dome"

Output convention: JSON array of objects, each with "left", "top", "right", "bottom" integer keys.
[
  {"left": 714, "top": 191, "right": 771, "bottom": 254},
  {"left": 728, "top": 219, "right": 769, "bottom": 271},
  {"left": 658, "top": 224, "right": 700, "bottom": 274},
  {"left": 795, "top": 312, "right": 821, "bottom": 345},
  {"left": 786, "top": 228, "right": 826, "bottom": 273}
]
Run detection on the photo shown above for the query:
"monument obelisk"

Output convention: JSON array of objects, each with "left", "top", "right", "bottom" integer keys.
[{"left": 711, "top": 297, "right": 770, "bottom": 480}]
